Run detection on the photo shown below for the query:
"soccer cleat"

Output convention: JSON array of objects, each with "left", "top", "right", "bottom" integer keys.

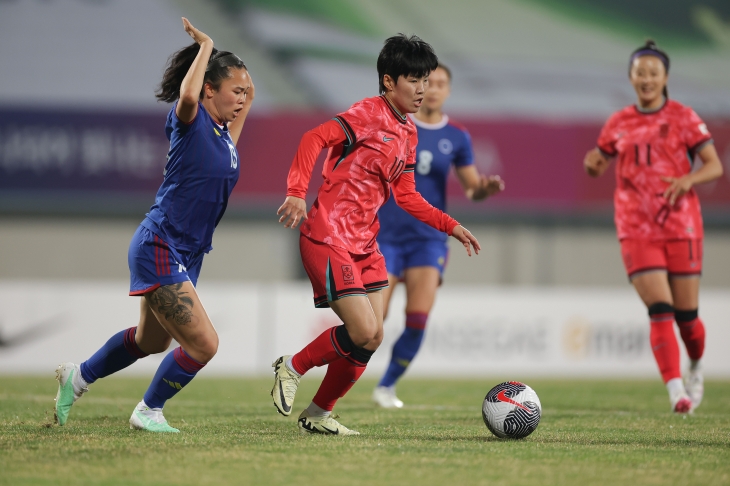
[
  {"left": 372, "top": 386, "right": 404, "bottom": 409},
  {"left": 54, "top": 362, "right": 89, "bottom": 426},
  {"left": 270, "top": 355, "right": 300, "bottom": 416},
  {"left": 129, "top": 401, "right": 179, "bottom": 433},
  {"left": 297, "top": 409, "right": 360, "bottom": 436},
  {"left": 670, "top": 390, "right": 692, "bottom": 414},
  {"left": 685, "top": 368, "right": 704, "bottom": 411}
]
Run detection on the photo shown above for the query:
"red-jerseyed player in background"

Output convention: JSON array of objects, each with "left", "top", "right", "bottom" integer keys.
[
  {"left": 584, "top": 40, "right": 723, "bottom": 414},
  {"left": 271, "top": 34, "right": 480, "bottom": 435}
]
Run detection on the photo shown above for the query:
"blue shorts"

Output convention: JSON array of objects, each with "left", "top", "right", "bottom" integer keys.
[
  {"left": 378, "top": 238, "right": 449, "bottom": 280},
  {"left": 128, "top": 224, "right": 204, "bottom": 296}
]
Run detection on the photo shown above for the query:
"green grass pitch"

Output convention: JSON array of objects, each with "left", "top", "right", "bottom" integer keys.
[{"left": 1, "top": 376, "right": 729, "bottom": 485}]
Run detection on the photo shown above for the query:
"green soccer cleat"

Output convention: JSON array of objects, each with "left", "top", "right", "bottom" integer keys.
[
  {"left": 297, "top": 410, "right": 360, "bottom": 436},
  {"left": 54, "top": 363, "right": 89, "bottom": 426},
  {"left": 270, "top": 356, "right": 300, "bottom": 416},
  {"left": 129, "top": 401, "right": 180, "bottom": 433}
]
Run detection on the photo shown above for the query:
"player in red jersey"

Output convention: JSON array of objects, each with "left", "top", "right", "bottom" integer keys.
[
  {"left": 584, "top": 40, "right": 723, "bottom": 414},
  {"left": 271, "top": 34, "right": 480, "bottom": 435}
]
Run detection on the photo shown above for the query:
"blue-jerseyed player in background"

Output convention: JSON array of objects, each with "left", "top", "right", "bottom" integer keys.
[
  {"left": 373, "top": 64, "right": 504, "bottom": 408},
  {"left": 54, "top": 18, "right": 254, "bottom": 432}
]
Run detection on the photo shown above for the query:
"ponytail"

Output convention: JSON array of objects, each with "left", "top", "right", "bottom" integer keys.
[{"left": 156, "top": 43, "right": 246, "bottom": 103}]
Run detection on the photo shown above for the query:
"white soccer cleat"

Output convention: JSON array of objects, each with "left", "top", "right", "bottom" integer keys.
[
  {"left": 685, "top": 368, "right": 704, "bottom": 411},
  {"left": 54, "top": 362, "right": 89, "bottom": 426},
  {"left": 129, "top": 401, "right": 179, "bottom": 433},
  {"left": 270, "top": 355, "right": 300, "bottom": 416},
  {"left": 669, "top": 388, "right": 692, "bottom": 414},
  {"left": 297, "top": 410, "right": 360, "bottom": 436},
  {"left": 372, "top": 386, "right": 404, "bottom": 409}
]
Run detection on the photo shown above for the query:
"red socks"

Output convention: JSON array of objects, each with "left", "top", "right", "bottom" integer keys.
[
  {"left": 311, "top": 346, "right": 375, "bottom": 411},
  {"left": 290, "top": 325, "right": 354, "bottom": 376},
  {"left": 675, "top": 309, "right": 705, "bottom": 361},
  {"left": 648, "top": 303, "right": 681, "bottom": 383},
  {"left": 312, "top": 359, "right": 366, "bottom": 411}
]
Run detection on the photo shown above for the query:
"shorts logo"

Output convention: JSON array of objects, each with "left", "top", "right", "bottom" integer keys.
[
  {"left": 341, "top": 265, "right": 355, "bottom": 285},
  {"left": 178, "top": 263, "right": 187, "bottom": 273}
]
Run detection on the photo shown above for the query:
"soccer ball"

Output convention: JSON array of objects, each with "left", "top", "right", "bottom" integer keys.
[{"left": 482, "top": 381, "right": 541, "bottom": 439}]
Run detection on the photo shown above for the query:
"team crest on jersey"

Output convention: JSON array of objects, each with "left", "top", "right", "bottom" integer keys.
[
  {"left": 659, "top": 123, "right": 670, "bottom": 138},
  {"left": 341, "top": 265, "right": 354, "bottom": 285},
  {"left": 438, "top": 138, "right": 453, "bottom": 155}
]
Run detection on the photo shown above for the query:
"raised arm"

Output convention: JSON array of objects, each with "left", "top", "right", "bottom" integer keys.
[
  {"left": 228, "top": 74, "right": 254, "bottom": 145},
  {"left": 277, "top": 119, "right": 348, "bottom": 228},
  {"left": 176, "top": 18, "right": 214, "bottom": 124}
]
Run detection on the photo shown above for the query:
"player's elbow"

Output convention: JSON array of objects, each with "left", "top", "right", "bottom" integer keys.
[{"left": 179, "top": 92, "right": 199, "bottom": 107}]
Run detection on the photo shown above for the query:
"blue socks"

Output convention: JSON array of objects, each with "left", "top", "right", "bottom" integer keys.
[
  {"left": 143, "top": 347, "right": 205, "bottom": 409},
  {"left": 80, "top": 327, "right": 148, "bottom": 384},
  {"left": 379, "top": 312, "right": 428, "bottom": 388}
]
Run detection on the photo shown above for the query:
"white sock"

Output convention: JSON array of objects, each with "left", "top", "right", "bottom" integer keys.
[
  {"left": 73, "top": 369, "right": 89, "bottom": 392},
  {"left": 690, "top": 359, "right": 701, "bottom": 372},
  {"left": 285, "top": 357, "right": 302, "bottom": 377},
  {"left": 666, "top": 377, "right": 685, "bottom": 399},
  {"left": 306, "top": 402, "right": 330, "bottom": 418}
]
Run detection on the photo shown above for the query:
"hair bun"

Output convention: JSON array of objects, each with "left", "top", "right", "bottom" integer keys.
[{"left": 645, "top": 39, "right": 657, "bottom": 49}]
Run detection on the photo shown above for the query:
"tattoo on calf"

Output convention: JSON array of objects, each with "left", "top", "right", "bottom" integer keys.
[{"left": 147, "top": 283, "right": 195, "bottom": 326}]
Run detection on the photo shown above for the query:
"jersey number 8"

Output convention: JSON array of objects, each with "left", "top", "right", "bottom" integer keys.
[{"left": 417, "top": 150, "right": 433, "bottom": 175}]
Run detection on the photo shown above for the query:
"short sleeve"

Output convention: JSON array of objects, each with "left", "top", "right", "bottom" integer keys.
[
  {"left": 336, "top": 99, "right": 378, "bottom": 144},
  {"left": 166, "top": 102, "right": 203, "bottom": 141},
  {"left": 596, "top": 113, "right": 620, "bottom": 157},
  {"left": 682, "top": 108, "right": 713, "bottom": 157},
  {"left": 453, "top": 129, "right": 475, "bottom": 168}
]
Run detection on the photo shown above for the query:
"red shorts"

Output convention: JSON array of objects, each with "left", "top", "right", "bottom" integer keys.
[
  {"left": 620, "top": 239, "right": 702, "bottom": 279},
  {"left": 300, "top": 234, "right": 389, "bottom": 308}
]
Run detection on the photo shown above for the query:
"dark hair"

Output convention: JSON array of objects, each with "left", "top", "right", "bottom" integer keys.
[
  {"left": 629, "top": 39, "right": 669, "bottom": 99},
  {"left": 156, "top": 43, "right": 246, "bottom": 103},
  {"left": 377, "top": 34, "right": 438, "bottom": 94}
]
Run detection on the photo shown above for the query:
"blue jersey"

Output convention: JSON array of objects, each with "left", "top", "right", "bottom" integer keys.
[
  {"left": 378, "top": 115, "right": 474, "bottom": 244},
  {"left": 143, "top": 103, "right": 240, "bottom": 253}
]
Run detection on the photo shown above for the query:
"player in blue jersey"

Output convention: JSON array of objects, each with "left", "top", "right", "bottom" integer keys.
[
  {"left": 373, "top": 64, "right": 504, "bottom": 408},
  {"left": 53, "top": 18, "right": 254, "bottom": 432}
]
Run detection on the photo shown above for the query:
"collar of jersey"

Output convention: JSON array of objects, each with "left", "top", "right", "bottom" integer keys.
[
  {"left": 634, "top": 97, "right": 667, "bottom": 115},
  {"left": 409, "top": 113, "right": 449, "bottom": 130},
  {"left": 380, "top": 95, "right": 408, "bottom": 124}
]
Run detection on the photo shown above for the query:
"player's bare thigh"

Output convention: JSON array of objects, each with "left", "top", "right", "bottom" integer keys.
[
  {"left": 631, "top": 271, "right": 673, "bottom": 307},
  {"left": 382, "top": 273, "right": 400, "bottom": 321},
  {"left": 135, "top": 298, "right": 173, "bottom": 354},
  {"left": 143, "top": 281, "right": 218, "bottom": 363},
  {"left": 329, "top": 292, "right": 384, "bottom": 351},
  {"left": 669, "top": 276, "right": 700, "bottom": 310},
  {"left": 403, "top": 266, "right": 440, "bottom": 314}
]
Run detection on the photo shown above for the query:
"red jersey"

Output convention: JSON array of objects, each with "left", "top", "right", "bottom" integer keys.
[
  {"left": 286, "top": 95, "right": 459, "bottom": 254},
  {"left": 597, "top": 99, "right": 713, "bottom": 241}
]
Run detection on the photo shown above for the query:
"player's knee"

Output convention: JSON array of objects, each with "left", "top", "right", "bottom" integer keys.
[{"left": 191, "top": 332, "right": 219, "bottom": 363}]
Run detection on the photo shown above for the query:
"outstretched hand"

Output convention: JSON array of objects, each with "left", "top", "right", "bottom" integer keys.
[
  {"left": 471, "top": 174, "right": 505, "bottom": 200},
  {"left": 451, "top": 225, "right": 480, "bottom": 256},
  {"left": 277, "top": 196, "right": 307, "bottom": 228},
  {"left": 182, "top": 17, "right": 212, "bottom": 46}
]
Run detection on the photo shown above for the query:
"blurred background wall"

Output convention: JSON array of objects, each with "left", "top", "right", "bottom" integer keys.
[{"left": 0, "top": 0, "right": 728, "bottom": 375}]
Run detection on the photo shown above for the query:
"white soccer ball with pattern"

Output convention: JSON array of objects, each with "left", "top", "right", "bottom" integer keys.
[{"left": 482, "top": 381, "right": 542, "bottom": 439}]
